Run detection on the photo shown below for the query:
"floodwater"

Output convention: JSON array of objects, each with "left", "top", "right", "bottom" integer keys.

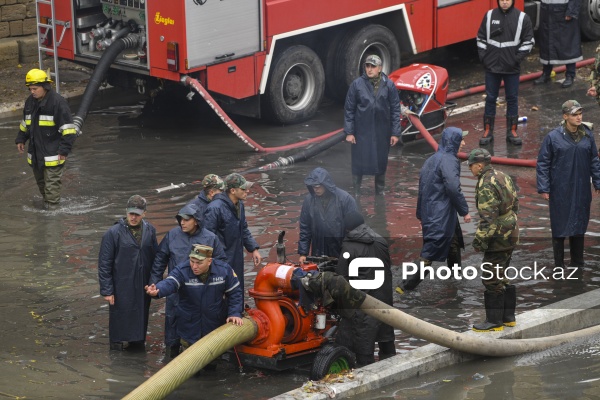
[{"left": 2, "top": 48, "right": 600, "bottom": 399}]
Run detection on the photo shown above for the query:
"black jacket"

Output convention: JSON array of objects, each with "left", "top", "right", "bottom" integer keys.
[
  {"left": 15, "top": 90, "right": 77, "bottom": 169},
  {"left": 476, "top": 5, "right": 534, "bottom": 74}
]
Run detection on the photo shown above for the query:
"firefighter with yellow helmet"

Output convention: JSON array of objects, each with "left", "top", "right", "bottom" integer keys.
[{"left": 15, "top": 69, "right": 77, "bottom": 209}]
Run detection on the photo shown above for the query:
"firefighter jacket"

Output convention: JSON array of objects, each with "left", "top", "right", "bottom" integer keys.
[
  {"left": 203, "top": 192, "right": 259, "bottom": 291},
  {"left": 473, "top": 165, "right": 520, "bottom": 252},
  {"left": 15, "top": 89, "right": 77, "bottom": 168},
  {"left": 476, "top": 5, "right": 534, "bottom": 74},
  {"left": 154, "top": 258, "right": 243, "bottom": 345},
  {"left": 343, "top": 72, "right": 401, "bottom": 176},
  {"left": 298, "top": 168, "right": 359, "bottom": 258},
  {"left": 538, "top": 0, "right": 582, "bottom": 65},
  {"left": 149, "top": 203, "right": 227, "bottom": 285},
  {"left": 98, "top": 218, "right": 158, "bottom": 343},
  {"left": 537, "top": 122, "right": 600, "bottom": 237},
  {"left": 417, "top": 127, "right": 468, "bottom": 261}
]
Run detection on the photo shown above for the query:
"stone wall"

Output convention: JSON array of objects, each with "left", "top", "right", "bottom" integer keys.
[{"left": 0, "top": 1, "right": 36, "bottom": 39}]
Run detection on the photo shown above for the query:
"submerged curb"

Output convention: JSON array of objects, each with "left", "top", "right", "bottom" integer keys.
[{"left": 272, "top": 289, "right": 600, "bottom": 399}]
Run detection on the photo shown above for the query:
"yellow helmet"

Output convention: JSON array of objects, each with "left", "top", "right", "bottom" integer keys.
[{"left": 25, "top": 69, "right": 52, "bottom": 86}]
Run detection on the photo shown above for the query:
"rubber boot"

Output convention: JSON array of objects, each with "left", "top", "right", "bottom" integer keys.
[
  {"left": 552, "top": 237, "right": 565, "bottom": 268},
  {"left": 447, "top": 247, "right": 461, "bottom": 268},
  {"left": 503, "top": 285, "right": 516, "bottom": 327},
  {"left": 396, "top": 258, "right": 431, "bottom": 294},
  {"left": 472, "top": 291, "right": 504, "bottom": 332},
  {"left": 479, "top": 115, "right": 494, "bottom": 145},
  {"left": 352, "top": 175, "right": 362, "bottom": 196},
  {"left": 169, "top": 344, "right": 181, "bottom": 359},
  {"left": 506, "top": 115, "right": 522, "bottom": 145},
  {"left": 561, "top": 75, "right": 574, "bottom": 88},
  {"left": 378, "top": 341, "right": 396, "bottom": 361},
  {"left": 375, "top": 174, "right": 385, "bottom": 195},
  {"left": 533, "top": 73, "right": 550, "bottom": 85},
  {"left": 569, "top": 235, "right": 585, "bottom": 267}
]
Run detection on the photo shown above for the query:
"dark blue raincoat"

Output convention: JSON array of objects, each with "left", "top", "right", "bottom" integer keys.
[
  {"left": 149, "top": 203, "right": 227, "bottom": 346},
  {"left": 203, "top": 193, "right": 259, "bottom": 293},
  {"left": 537, "top": 123, "right": 600, "bottom": 237},
  {"left": 417, "top": 127, "right": 469, "bottom": 261},
  {"left": 343, "top": 72, "right": 401, "bottom": 176},
  {"left": 298, "top": 168, "right": 359, "bottom": 258},
  {"left": 98, "top": 218, "right": 158, "bottom": 343},
  {"left": 155, "top": 258, "right": 243, "bottom": 345},
  {"left": 187, "top": 191, "right": 211, "bottom": 217}
]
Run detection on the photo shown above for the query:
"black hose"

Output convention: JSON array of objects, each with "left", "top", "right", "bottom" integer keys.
[
  {"left": 240, "top": 130, "right": 346, "bottom": 174},
  {"left": 73, "top": 34, "right": 140, "bottom": 133}
]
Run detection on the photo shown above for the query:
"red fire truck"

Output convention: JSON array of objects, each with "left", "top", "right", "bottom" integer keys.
[{"left": 39, "top": 0, "right": 600, "bottom": 125}]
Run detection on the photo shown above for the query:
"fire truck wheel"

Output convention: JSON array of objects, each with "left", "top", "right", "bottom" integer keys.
[
  {"left": 335, "top": 24, "right": 400, "bottom": 95},
  {"left": 263, "top": 45, "right": 325, "bottom": 124},
  {"left": 580, "top": 0, "right": 600, "bottom": 41},
  {"left": 310, "top": 343, "right": 356, "bottom": 381},
  {"left": 322, "top": 28, "right": 350, "bottom": 102}
]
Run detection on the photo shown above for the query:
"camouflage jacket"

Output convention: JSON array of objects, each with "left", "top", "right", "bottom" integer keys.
[
  {"left": 474, "top": 165, "right": 520, "bottom": 252},
  {"left": 592, "top": 45, "right": 600, "bottom": 106}
]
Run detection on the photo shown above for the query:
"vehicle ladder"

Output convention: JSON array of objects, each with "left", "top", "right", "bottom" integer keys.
[{"left": 35, "top": 0, "right": 71, "bottom": 93}]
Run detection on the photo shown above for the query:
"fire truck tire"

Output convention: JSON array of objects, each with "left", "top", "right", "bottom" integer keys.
[
  {"left": 335, "top": 24, "right": 400, "bottom": 96},
  {"left": 580, "top": 0, "right": 600, "bottom": 41},
  {"left": 263, "top": 45, "right": 325, "bottom": 124},
  {"left": 309, "top": 343, "right": 356, "bottom": 381},
  {"left": 323, "top": 28, "right": 350, "bottom": 101}
]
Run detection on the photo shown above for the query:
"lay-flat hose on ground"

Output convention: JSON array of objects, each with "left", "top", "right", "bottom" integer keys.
[
  {"left": 361, "top": 295, "right": 600, "bottom": 357},
  {"left": 123, "top": 318, "right": 257, "bottom": 400}
]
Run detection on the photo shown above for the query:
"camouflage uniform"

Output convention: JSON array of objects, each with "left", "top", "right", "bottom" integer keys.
[
  {"left": 473, "top": 162, "right": 519, "bottom": 294},
  {"left": 591, "top": 45, "right": 600, "bottom": 107}
]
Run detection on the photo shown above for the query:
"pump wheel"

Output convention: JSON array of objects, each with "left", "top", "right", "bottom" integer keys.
[
  {"left": 310, "top": 343, "right": 356, "bottom": 381},
  {"left": 332, "top": 24, "right": 400, "bottom": 100},
  {"left": 263, "top": 45, "right": 325, "bottom": 124},
  {"left": 580, "top": 0, "right": 600, "bottom": 41}
]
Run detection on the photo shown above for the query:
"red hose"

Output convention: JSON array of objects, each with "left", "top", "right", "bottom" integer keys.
[
  {"left": 185, "top": 58, "right": 594, "bottom": 162},
  {"left": 408, "top": 114, "right": 537, "bottom": 167},
  {"left": 182, "top": 76, "right": 342, "bottom": 153},
  {"left": 447, "top": 59, "right": 594, "bottom": 101}
]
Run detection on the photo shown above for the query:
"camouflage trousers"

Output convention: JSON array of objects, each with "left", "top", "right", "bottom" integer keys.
[{"left": 481, "top": 250, "right": 512, "bottom": 294}]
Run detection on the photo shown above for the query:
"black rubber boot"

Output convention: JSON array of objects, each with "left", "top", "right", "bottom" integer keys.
[
  {"left": 561, "top": 75, "right": 574, "bottom": 88},
  {"left": 378, "top": 341, "right": 396, "bottom": 361},
  {"left": 472, "top": 291, "right": 504, "bottom": 332},
  {"left": 552, "top": 237, "right": 565, "bottom": 268},
  {"left": 352, "top": 175, "right": 362, "bottom": 196},
  {"left": 396, "top": 259, "right": 431, "bottom": 294},
  {"left": 479, "top": 115, "right": 494, "bottom": 145},
  {"left": 506, "top": 115, "right": 522, "bottom": 145},
  {"left": 503, "top": 285, "right": 516, "bottom": 327},
  {"left": 533, "top": 73, "right": 550, "bottom": 85},
  {"left": 569, "top": 235, "right": 585, "bottom": 267},
  {"left": 170, "top": 344, "right": 181, "bottom": 358},
  {"left": 375, "top": 174, "right": 385, "bottom": 195}
]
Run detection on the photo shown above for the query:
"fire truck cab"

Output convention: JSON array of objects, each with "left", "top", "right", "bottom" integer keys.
[{"left": 39, "top": 0, "right": 600, "bottom": 126}]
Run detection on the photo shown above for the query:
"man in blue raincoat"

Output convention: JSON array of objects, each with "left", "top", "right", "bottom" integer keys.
[
  {"left": 149, "top": 203, "right": 227, "bottom": 358},
  {"left": 537, "top": 100, "right": 600, "bottom": 268},
  {"left": 298, "top": 167, "right": 358, "bottom": 263},
  {"left": 397, "top": 127, "right": 471, "bottom": 293},
  {"left": 344, "top": 54, "right": 401, "bottom": 195},
  {"left": 98, "top": 195, "right": 158, "bottom": 351},
  {"left": 204, "top": 173, "right": 261, "bottom": 295},
  {"left": 187, "top": 173, "right": 225, "bottom": 215},
  {"left": 145, "top": 244, "right": 243, "bottom": 356}
]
